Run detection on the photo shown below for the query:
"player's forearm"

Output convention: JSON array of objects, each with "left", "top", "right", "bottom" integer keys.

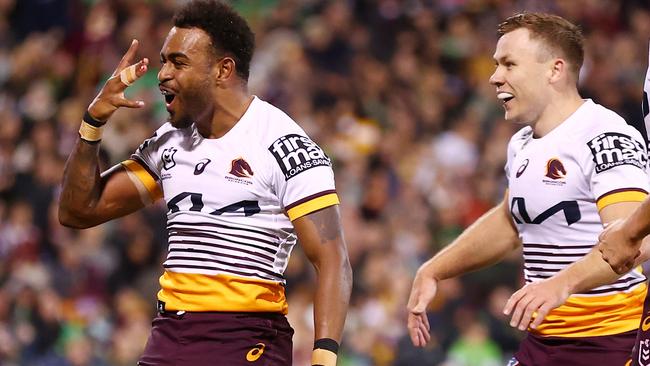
[
  {"left": 312, "top": 250, "right": 352, "bottom": 342},
  {"left": 59, "top": 138, "right": 103, "bottom": 228},
  {"left": 419, "top": 202, "right": 520, "bottom": 281},
  {"left": 558, "top": 249, "right": 621, "bottom": 295}
]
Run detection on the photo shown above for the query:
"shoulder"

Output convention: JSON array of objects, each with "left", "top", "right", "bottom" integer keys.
[
  {"left": 250, "top": 97, "right": 320, "bottom": 152},
  {"left": 136, "top": 122, "right": 192, "bottom": 154},
  {"left": 576, "top": 101, "right": 641, "bottom": 138},
  {"left": 507, "top": 126, "right": 533, "bottom": 152},
  {"left": 252, "top": 97, "right": 307, "bottom": 142}
]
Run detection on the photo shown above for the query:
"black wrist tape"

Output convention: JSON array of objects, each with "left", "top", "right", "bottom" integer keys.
[
  {"left": 83, "top": 111, "right": 106, "bottom": 127},
  {"left": 313, "top": 338, "right": 339, "bottom": 354}
]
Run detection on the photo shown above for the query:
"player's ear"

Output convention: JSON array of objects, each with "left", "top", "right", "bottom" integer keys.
[
  {"left": 215, "top": 57, "right": 236, "bottom": 85},
  {"left": 548, "top": 58, "right": 566, "bottom": 84}
]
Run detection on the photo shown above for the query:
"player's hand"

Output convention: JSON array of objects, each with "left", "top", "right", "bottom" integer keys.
[
  {"left": 87, "top": 39, "right": 148, "bottom": 122},
  {"left": 598, "top": 219, "right": 641, "bottom": 275},
  {"left": 406, "top": 272, "right": 436, "bottom": 347},
  {"left": 503, "top": 278, "right": 569, "bottom": 331}
]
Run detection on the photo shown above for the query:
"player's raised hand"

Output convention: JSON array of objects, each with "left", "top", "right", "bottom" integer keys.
[
  {"left": 503, "top": 278, "right": 569, "bottom": 331},
  {"left": 406, "top": 272, "right": 436, "bottom": 347},
  {"left": 87, "top": 39, "right": 149, "bottom": 122},
  {"left": 598, "top": 219, "right": 641, "bottom": 275}
]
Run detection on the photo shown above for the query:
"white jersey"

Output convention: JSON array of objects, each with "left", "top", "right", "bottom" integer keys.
[
  {"left": 506, "top": 99, "right": 649, "bottom": 337},
  {"left": 122, "top": 96, "right": 339, "bottom": 313}
]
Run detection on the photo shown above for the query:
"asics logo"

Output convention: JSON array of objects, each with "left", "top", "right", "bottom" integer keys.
[
  {"left": 246, "top": 343, "right": 265, "bottom": 362},
  {"left": 194, "top": 158, "right": 211, "bottom": 175},
  {"left": 515, "top": 159, "right": 529, "bottom": 178}
]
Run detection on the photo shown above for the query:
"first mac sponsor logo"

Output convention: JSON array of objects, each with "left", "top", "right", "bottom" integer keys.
[
  {"left": 587, "top": 132, "right": 647, "bottom": 173},
  {"left": 269, "top": 134, "right": 331, "bottom": 179}
]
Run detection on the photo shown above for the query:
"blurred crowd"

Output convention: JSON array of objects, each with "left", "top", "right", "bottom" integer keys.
[{"left": 0, "top": 0, "right": 649, "bottom": 365}]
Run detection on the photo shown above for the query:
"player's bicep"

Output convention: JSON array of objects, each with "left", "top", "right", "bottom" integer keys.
[
  {"left": 293, "top": 205, "right": 346, "bottom": 268},
  {"left": 599, "top": 201, "right": 643, "bottom": 226},
  {"left": 92, "top": 160, "right": 162, "bottom": 223}
]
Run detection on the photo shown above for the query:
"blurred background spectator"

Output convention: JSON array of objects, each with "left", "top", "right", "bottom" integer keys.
[{"left": 0, "top": 0, "right": 649, "bottom": 365}]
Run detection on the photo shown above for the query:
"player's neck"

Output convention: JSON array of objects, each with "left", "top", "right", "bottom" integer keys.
[
  {"left": 196, "top": 88, "right": 254, "bottom": 139},
  {"left": 531, "top": 90, "right": 584, "bottom": 138}
]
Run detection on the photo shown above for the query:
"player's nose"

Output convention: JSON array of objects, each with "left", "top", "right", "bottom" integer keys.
[
  {"left": 158, "top": 62, "right": 173, "bottom": 83},
  {"left": 489, "top": 69, "right": 504, "bottom": 86}
]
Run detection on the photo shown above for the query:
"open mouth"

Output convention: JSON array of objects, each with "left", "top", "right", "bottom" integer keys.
[
  {"left": 497, "top": 92, "right": 514, "bottom": 104},
  {"left": 161, "top": 90, "right": 176, "bottom": 105}
]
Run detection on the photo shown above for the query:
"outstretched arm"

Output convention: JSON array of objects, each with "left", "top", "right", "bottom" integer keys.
[
  {"left": 293, "top": 205, "right": 352, "bottom": 366},
  {"left": 407, "top": 192, "right": 521, "bottom": 347},
  {"left": 503, "top": 201, "right": 644, "bottom": 331},
  {"left": 59, "top": 40, "right": 154, "bottom": 229}
]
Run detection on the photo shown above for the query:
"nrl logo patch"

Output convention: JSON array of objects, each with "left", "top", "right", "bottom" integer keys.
[
  {"left": 639, "top": 338, "right": 650, "bottom": 366},
  {"left": 162, "top": 147, "right": 177, "bottom": 170}
]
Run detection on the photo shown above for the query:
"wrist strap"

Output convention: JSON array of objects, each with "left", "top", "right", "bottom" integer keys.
[
  {"left": 311, "top": 349, "right": 337, "bottom": 366},
  {"left": 79, "top": 120, "right": 103, "bottom": 142},
  {"left": 83, "top": 110, "right": 106, "bottom": 127},
  {"left": 312, "top": 338, "right": 339, "bottom": 366}
]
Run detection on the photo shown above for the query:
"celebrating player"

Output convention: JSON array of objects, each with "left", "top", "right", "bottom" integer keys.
[
  {"left": 407, "top": 12, "right": 649, "bottom": 365},
  {"left": 505, "top": 41, "right": 650, "bottom": 366},
  {"left": 58, "top": 1, "right": 352, "bottom": 365}
]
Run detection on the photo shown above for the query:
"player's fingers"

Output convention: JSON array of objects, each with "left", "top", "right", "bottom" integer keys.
[
  {"left": 415, "top": 326, "right": 430, "bottom": 346},
  {"left": 503, "top": 287, "right": 527, "bottom": 316},
  {"left": 530, "top": 303, "right": 551, "bottom": 329},
  {"left": 114, "top": 39, "right": 140, "bottom": 74},
  {"left": 410, "top": 313, "right": 431, "bottom": 345},
  {"left": 517, "top": 297, "right": 544, "bottom": 331},
  {"left": 408, "top": 316, "right": 424, "bottom": 346},
  {"left": 114, "top": 97, "right": 145, "bottom": 109},
  {"left": 421, "top": 309, "right": 430, "bottom": 332},
  {"left": 417, "top": 314, "right": 431, "bottom": 343},
  {"left": 421, "top": 325, "right": 431, "bottom": 344},
  {"left": 119, "top": 58, "right": 149, "bottom": 87},
  {"left": 414, "top": 329, "right": 426, "bottom": 347},
  {"left": 508, "top": 293, "right": 533, "bottom": 329}
]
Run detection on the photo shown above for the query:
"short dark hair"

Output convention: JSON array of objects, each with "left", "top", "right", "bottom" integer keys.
[
  {"left": 497, "top": 12, "right": 584, "bottom": 80},
  {"left": 173, "top": 0, "right": 255, "bottom": 80}
]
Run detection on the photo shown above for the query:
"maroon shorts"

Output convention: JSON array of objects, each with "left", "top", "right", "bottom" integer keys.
[
  {"left": 138, "top": 311, "right": 294, "bottom": 366},
  {"left": 513, "top": 330, "right": 636, "bottom": 366},
  {"left": 632, "top": 292, "right": 650, "bottom": 366}
]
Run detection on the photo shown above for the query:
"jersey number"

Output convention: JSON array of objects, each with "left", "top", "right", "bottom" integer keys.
[
  {"left": 510, "top": 197, "right": 581, "bottom": 225},
  {"left": 167, "top": 192, "right": 261, "bottom": 216}
]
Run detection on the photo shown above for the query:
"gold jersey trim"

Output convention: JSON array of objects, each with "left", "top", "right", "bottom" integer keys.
[
  {"left": 597, "top": 190, "right": 647, "bottom": 211},
  {"left": 532, "top": 281, "right": 646, "bottom": 337},
  {"left": 286, "top": 192, "right": 339, "bottom": 221},
  {"left": 157, "top": 271, "right": 288, "bottom": 313},
  {"left": 121, "top": 159, "right": 163, "bottom": 201}
]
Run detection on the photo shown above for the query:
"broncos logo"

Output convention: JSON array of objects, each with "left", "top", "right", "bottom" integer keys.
[
  {"left": 545, "top": 158, "right": 566, "bottom": 180},
  {"left": 230, "top": 158, "right": 254, "bottom": 178}
]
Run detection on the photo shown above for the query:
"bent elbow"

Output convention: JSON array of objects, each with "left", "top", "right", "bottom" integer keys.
[{"left": 58, "top": 206, "right": 93, "bottom": 229}]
